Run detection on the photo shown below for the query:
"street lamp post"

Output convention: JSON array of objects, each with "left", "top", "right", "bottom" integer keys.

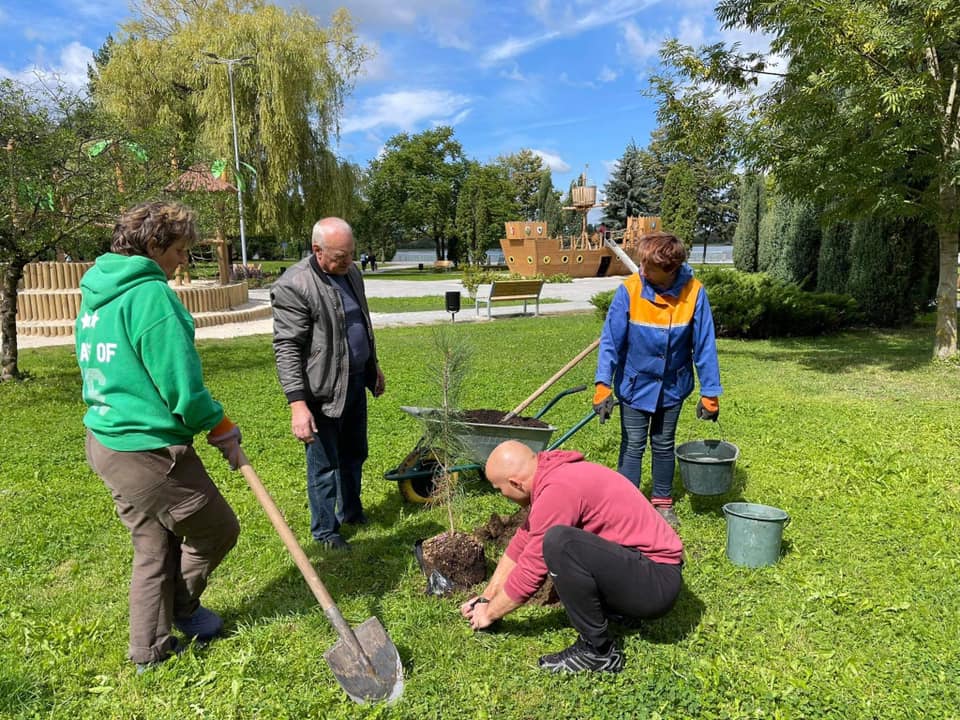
[{"left": 203, "top": 51, "right": 253, "bottom": 269}]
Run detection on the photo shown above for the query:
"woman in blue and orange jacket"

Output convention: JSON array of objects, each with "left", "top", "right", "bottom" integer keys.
[{"left": 593, "top": 231, "right": 722, "bottom": 528}]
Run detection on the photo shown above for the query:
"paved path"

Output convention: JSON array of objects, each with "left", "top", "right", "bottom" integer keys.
[{"left": 15, "top": 273, "right": 625, "bottom": 349}]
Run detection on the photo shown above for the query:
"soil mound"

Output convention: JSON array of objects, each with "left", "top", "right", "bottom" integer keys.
[
  {"left": 473, "top": 508, "right": 559, "bottom": 606},
  {"left": 460, "top": 409, "right": 549, "bottom": 428},
  {"left": 419, "top": 531, "right": 487, "bottom": 589}
]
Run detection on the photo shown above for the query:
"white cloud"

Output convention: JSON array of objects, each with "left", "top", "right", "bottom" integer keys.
[
  {"left": 621, "top": 20, "right": 662, "bottom": 62},
  {"left": 481, "top": 0, "right": 658, "bottom": 65},
  {"left": 499, "top": 63, "right": 529, "bottom": 82},
  {"left": 0, "top": 42, "right": 94, "bottom": 93},
  {"left": 676, "top": 15, "right": 706, "bottom": 48},
  {"left": 531, "top": 149, "right": 570, "bottom": 173},
  {"left": 342, "top": 89, "right": 472, "bottom": 134},
  {"left": 299, "top": 0, "right": 473, "bottom": 49},
  {"left": 357, "top": 36, "right": 392, "bottom": 82},
  {"left": 597, "top": 65, "right": 618, "bottom": 83}
]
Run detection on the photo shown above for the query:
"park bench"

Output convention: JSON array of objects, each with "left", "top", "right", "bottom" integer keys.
[{"left": 475, "top": 279, "right": 545, "bottom": 318}]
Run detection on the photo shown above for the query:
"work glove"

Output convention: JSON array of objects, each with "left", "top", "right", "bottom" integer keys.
[
  {"left": 696, "top": 396, "right": 719, "bottom": 422},
  {"left": 207, "top": 416, "right": 243, "bottom": 470},
  {"left": 593, "top": 384, "right": 615, "bottom": 424}
]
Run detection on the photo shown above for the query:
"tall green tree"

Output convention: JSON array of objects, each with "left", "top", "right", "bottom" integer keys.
[
  {"left": 365, "top": 126, "right": 466, "bottom": 261},
  {"left": 497, "top": 150, "right": 546, "bottom": 221},
  {"left": 455, "top": 161, "right": 516, "bottom": 265},
  {"left": 817, "top": 219, "right": 853, "bottom": 294},
  {"left": 663, "top": 0, "right": 960, "bottom": 358},
  {"left": 732, "top": 172, "right": 763, "bottom": 271},
  {"left": 1, "top": 80, "right": 169, "bottom": 381},
  {"left": 535, "top": 169, "right": 563, "bottom": 233},
  {"left": 602, "top": 140, "right": 648, "bottom": 230},
  {"left": 661, "top": 161, "right": 698, "bottom": 249},
  {"left": 94, "top": 0, "right": 368, "bottom": 240},
  {"left": 649, "top": 66, "right": 741, "bottom": 255}
]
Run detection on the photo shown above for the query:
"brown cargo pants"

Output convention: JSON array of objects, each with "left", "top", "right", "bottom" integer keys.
[{"left": 86, "top": 431, "right": 240, "bottom": 664}]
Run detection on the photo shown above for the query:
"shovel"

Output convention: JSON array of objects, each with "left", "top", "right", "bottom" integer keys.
[{"left": 237, "top": 450, "right": 404, "bottom": 704}]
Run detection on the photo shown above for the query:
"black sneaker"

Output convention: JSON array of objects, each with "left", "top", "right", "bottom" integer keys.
[
  {"left": 318, "top": 534, "right": 351, "bottom": 551},
  {"left": 655, "top": 505, "right": 680, "bottom": 529},
  {"left": 538, "top": 637, "right": 625, "bottom": 673}
]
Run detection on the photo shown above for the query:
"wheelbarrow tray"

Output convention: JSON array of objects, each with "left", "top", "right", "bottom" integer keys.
[{"left": 399, "top": 406, "right": 556, "bottom": 465}]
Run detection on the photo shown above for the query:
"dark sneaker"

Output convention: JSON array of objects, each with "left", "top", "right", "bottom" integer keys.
[
  {"left": 136, "top": 638, "right": 185, "bottom": 675},
  {"left": 655, "top": 505, "right": 680, "bottom": 529},
  {"left": 174, "top": 606, "right": 224, "bottom": 641},
  {"left": 319, "top": 534, "right": 351, "bottom": 551},
  {"left": 538, "top": 637, "right": 625, "bottom": 673}
]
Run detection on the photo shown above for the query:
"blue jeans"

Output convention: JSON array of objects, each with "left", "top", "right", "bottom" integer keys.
[
  {"left": 617, "top": 402, "right": 683, "bottom": 499},
  {"left": 306, "top": 373, "right": 368, "bottom": 541}
]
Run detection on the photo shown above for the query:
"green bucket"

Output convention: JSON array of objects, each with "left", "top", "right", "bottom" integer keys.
[
  {"left": 722, "top": 502, "right": 790, "bottom": 568},
  {"left": 675, "top": 440, "right": 739, "bottom": 496}
]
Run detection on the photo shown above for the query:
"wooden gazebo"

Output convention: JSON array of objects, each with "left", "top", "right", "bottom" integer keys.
[{"left": 165, "top": 164, "right": 236, "bottom": 284}]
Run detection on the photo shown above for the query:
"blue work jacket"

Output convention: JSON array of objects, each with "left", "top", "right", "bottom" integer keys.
[{"left": 595, "top": 264, "right": 722, "bottom": 412}]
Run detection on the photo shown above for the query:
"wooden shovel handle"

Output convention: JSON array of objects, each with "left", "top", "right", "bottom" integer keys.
[
  {"left": 503, "top": 338, "right": 600, "bottom": 421},
  {"left": 238, "top": 449, "right": 336, "bottom": 612}
]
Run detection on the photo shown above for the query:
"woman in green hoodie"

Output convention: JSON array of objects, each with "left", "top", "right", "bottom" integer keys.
[{"left": 77, "top": 201, "right": 242, "bottom": 672}]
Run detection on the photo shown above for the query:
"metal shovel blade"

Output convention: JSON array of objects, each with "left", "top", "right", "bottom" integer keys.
[{"left": 323, "top": 616, "right": 404, "bottom": 704}]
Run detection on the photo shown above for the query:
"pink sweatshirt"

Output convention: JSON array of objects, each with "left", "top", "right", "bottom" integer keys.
[{"left": 504, "top": 450, "right": 683, "bottom": 604}]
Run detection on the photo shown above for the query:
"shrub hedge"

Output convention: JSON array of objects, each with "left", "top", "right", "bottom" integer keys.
[{"left": 589, "top": 267, "right": 862, "bottom": 338}]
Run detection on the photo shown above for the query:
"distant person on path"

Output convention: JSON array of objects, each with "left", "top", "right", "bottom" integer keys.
[
  {"left": 368, "top": 253, "right": 377, "bottom": 271},
  {"left": 593, "top": 231, "right": 722, "bottom": 529},
  {"left": 271, "top": 218, "right": 385, "bottom": 551},
  {"left": 360, "top": 252, "right": 368, "bottom": 272},
  {"left": 461, "top": 441, "right": 683, "bottom": 673},
  {"left": 76, "top": 201, "right": 242, "bottom": 672}
]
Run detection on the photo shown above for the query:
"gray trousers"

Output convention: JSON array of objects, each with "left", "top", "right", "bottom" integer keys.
[{"left": 86, "top": 432, "right": 240, "bottom": 663}]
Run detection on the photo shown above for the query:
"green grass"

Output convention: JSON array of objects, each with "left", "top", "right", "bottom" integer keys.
[
  {"left": 366, "top": 296, "right": 563, "bottom": 313},
  {"left": 2, "top": 314, "right": 960, "bottom": 718}
]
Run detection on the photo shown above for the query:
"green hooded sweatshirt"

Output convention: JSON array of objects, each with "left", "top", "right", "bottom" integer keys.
[{"left": 76, "top": 253, "right": 224, "bottom": 451}]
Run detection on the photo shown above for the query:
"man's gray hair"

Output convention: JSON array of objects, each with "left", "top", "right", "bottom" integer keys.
[{"left": 312, "top": 217, "right": 353, "bottom": 249}]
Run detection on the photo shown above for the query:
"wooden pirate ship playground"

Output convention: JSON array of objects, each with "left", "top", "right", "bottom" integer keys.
[{"left": 499, "top": 175, "right": 660, "bottom": 278}]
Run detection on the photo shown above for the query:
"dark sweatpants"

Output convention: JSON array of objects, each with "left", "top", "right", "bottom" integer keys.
[{"left": 542, "top": 525, "right": 682, "bottom": 651}]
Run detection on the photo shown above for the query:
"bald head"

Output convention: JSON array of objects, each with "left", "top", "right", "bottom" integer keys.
[
  {"left": 312, "top": 217, "right": 355, "bottom": 275},
  {"left": 484, "top": 441, "right": 537, "bottom": 505}
]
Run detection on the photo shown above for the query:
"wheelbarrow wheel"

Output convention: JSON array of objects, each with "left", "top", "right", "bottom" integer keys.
[
  {"left": 398, "top": 472, "right": 460, "bottom": 504},
  {"left": 398, "top": 476, "right": 435, "bottom": 504}
]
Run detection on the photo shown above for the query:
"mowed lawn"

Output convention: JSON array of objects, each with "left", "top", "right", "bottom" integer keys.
[{"left": 1, "top": 313, "right": 959, "bottom": 719}]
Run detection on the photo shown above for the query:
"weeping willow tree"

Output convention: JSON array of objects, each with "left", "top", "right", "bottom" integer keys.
[{"left": 93, "top": 0, "right": 368, "bottom": 239}]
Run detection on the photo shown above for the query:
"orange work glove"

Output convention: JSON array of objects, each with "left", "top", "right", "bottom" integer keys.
[
  {"left": 592, "top": 384, "right": 615, "bottom": 424},
  {"left": 207, "top": 416, "right": 243, "bottom": 470},
  {"left": 696, "top": 396, "right": 719, "bottom": 422}
]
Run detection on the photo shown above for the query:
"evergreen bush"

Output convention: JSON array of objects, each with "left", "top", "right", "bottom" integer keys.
[
  {"left": 817, "top": 220, "right": 852, "bottom": 294},
  {"left": 590, "top": 268, "right": 862, "bottom": 338},
  {"left": 847, "top": 216, "right": 938, "bottom": 326},
  {"left": 732, "top": 172, "right": 763, "bottom": 272}
]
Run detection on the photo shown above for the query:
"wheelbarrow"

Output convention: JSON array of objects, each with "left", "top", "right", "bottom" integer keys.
[{"left": 384, "top": 385, "right": 600, "bottom": 503}]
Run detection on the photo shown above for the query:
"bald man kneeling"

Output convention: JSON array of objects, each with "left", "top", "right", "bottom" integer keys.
[{"left": 460, "top": 440, "right": 683, "bottom": 673}]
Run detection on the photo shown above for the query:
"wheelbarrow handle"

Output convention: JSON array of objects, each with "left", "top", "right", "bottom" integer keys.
[
  {"left": 533, "top": 384, "right": 588, "bottom": 420},
  {"left": 503, "top": 338, "right": 599, "bottom": 422}
]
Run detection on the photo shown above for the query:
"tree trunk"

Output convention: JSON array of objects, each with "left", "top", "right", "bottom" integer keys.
[
  {"left": 933, "top": 175, "right": 959, "bottom": 359},
  {"left": 934, "top": 219, "right": 958, "bottom": 360},
  {"left": 1, "top": 260, "right": 26, "bottom": 381}
]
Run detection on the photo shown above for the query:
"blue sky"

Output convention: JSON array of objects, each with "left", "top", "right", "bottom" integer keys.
[{"left": 1, "top": 0, "right": 769, "bottom": 211}]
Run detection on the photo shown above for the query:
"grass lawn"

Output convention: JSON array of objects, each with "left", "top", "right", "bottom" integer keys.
[{"left": 2, "top": 314, "right": 959, "bottom": 718}]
